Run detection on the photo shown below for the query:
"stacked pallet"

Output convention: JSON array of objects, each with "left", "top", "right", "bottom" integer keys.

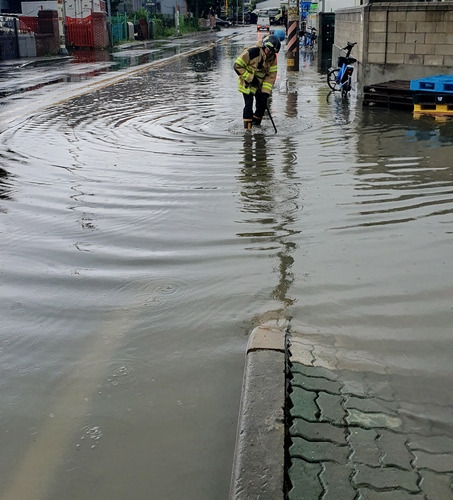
[
  {"left": 362, "top": 80, "right": 413, "bottom": 109},
  {"left": 410, "top": 75, "right": 453, "bottom": 117}
]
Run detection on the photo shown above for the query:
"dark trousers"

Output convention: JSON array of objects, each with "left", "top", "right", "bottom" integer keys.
[{"left": 242, "top": 92, "right": 267, "bottom": 121}]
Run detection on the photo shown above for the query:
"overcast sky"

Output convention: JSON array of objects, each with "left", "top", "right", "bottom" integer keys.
[
  {"left": 323, "top": 0, "right": 358, "bottom": 11},
  {"left": 255, "top": 0, "right": 358, "bottom": 12}
]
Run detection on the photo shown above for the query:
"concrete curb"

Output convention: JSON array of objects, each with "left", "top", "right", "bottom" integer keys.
[{"left": 230, "top": 323, "right": 287, "bottom": 499}]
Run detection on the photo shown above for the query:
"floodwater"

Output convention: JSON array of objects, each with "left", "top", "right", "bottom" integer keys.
[{"left": 1, "top": 28, "right": 453, "bottom": 499}]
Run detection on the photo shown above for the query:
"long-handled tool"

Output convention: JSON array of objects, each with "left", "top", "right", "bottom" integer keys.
[
  {"left": 265, "top": 101, "right": 277, "bottom": 134},
  {"left": 257, "top": 88, "right": 278, "bottom": 134}
]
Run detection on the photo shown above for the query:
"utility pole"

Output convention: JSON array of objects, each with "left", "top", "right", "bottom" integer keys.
[
  {"left": 57, "top": 0, "right": 69, "bottom": 55},
  {"left": 175, "top": 1, "right": 180, "bottom": 35},
  {"left": 106, "top": 0, "right": 112, "bottom": 46},
  {"left": 286, "top": 0, "right": 299, "bottom": 71}
]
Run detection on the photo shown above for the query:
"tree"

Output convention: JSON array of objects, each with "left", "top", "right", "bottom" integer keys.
[{"left": 186, "top": 0, "right": 221, "bottom": 17}]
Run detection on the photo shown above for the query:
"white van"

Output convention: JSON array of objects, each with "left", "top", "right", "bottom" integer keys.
[{"left": 256, "top": 14, "right": 270, "bottom": 31}]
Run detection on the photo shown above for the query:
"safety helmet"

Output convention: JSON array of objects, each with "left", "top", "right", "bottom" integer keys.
[
  {"left": 262, "top": 34, "right": 281, "bottom": 54},
  {"left": 273, "top": 29, "right": 286, "bottom": 42}
]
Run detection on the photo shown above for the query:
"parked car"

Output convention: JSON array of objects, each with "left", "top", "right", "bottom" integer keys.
[
  {"left": 256, "top": 15, "right": 270, "bottom": 31},
  {"left": 244, "top": 11, "right": 257, "bottom": 24},
  {"left": 215, "top": 17, "right": 232, "bottom": 27}
]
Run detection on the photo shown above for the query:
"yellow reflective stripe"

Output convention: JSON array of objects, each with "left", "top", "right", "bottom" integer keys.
[
  {"left": 235, "top": 56, "right": 248, "bottom": 68},
  {"left": 238, "top": 82, "right": 257, "bottom": 95},
  {"left": 235, "top": 57, "right": 255, "bottom": 84},
  {"left": 238, "top": 82, "right": 252, "bottom": 94},
  {"left": 242, "top": 70, "right": 252, "bottom": 82},
  {"left": 262, "top": 82, "right": 273, "bottom": 91},
  {"left": 269, "top": 65, "right": 277, "bottom": 72}
]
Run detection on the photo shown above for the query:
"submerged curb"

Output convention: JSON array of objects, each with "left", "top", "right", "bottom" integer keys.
[{"left": 230, "top": 323, "right": 287, "bottom": 500}]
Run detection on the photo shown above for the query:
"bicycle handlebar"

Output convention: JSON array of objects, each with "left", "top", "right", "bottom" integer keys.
[{"left": 341, "top": 42, "right": 357, "bottom": 57}]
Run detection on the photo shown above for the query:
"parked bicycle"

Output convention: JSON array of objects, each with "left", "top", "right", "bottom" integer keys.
[
  {"left": 327, "top": 42, "right": 357, "bottom": 98},
  {"left": 300, "top": 26, "right": 317, "bottom": 49}
]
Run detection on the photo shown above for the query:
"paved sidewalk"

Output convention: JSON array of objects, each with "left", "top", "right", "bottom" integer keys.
[
  {"left": 230, "top": 321, "right": 453, "bottom": 499},
  {"left": 287, "top": 330, "right": 453, "bottom": 499}
]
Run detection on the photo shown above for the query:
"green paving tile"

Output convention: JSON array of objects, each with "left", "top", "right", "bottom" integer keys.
[
  {"left": 292, "top": 372, "right": 342, "bottom": 395},
  {"left": 378, "top": 429, "right": 413, "bottom": 470},
  {"left": 346, "top": 408, "right": 401, "bottom": 430},
  {"left": 353, "top": 463, "right": 419, "bottom": 493},
  {"left": 320, "top": 462, "right": 356, "bottom": 500},
  {"left": 290, "top": 418, "right": 347, "bottom": 445},
  {"left": 418, "top": 469, "right": 453, "bottom": 499},
  {"left": 348, "top": 427, "right": 380, "bottom": 466},
  {"left": 289, "top": 386, "right": 318, "bottom": 421},
  {"left": 287, "top": 458, "right": 323, "bottom": 500},
  {"left": 291, "top": 362, "right": 338, "bottom": 381},
  {"left": 289, "top": 436, "right": 349, "bottom": 465},
  {"left": 317, "top": 391, "right": 346, "bottom": 425}
]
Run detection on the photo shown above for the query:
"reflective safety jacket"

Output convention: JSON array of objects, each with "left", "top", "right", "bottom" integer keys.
[{"left": 234, "top": 45, "right": 277, "bottom": 96}]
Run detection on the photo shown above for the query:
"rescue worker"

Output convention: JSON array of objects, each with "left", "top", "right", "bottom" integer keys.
[{"left": 234, "top": 34, "right": 281, "bottom": 130}]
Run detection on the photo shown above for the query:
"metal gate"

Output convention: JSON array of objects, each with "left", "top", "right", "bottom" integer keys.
[
  {"left": 0, "top": 16, "right": 19, "bottom": 60},
  {"left": 66, "top": 15, "right": 94, "bottom": 48}
]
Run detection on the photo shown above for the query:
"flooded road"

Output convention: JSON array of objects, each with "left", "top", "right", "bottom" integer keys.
[{"left": 1, "top": 28, "right": 453, "bottom": 499}]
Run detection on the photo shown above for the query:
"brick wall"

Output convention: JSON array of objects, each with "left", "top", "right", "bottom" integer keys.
[
  {"left": 92, "top": 12, "right": 109, "bottom": 49},
  {"left": 334, "top": 2, "right": 453, "bottom": 87},
  {"left": 36, "top": 10, "right": 60, "bottom": 55}
]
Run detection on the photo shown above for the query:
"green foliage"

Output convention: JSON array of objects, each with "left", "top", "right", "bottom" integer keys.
[
  {"left": 151, "top": 16, "right": 175, "bottom": 38},
  {"left": 178, "top": 16, "right": 201, "bottom": 34},
  {"left": 185, "top": 0, "right": 216, "bottom": 18},
  {"left": 129, "top": 7, "right": 149, "bottom": 21}
]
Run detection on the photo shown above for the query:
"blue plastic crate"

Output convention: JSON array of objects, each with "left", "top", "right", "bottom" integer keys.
[{"left": 410, "top": 74, "right": 453, "bottom": 93}]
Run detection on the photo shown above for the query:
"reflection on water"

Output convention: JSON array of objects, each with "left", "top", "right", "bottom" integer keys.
[
  {"left": 237, "top": 131, "right": 300, "bottom": 308},
  {"left": 1, "top": 30, "right": 453, "bottom": 499},
  {"left": 0, "top": 166, "right": 13, "bottom": 201},
  {"left": 351, "top": 109, "right": 453, "bottom": 228},
  {"left": 0, "top": 32, "right": 219, "bottom": 100}
]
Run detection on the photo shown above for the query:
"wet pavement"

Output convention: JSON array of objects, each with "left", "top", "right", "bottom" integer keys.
[
  {"left": 0, "top": 29, "right": 229, "bottom": 101},
  {"left": 287, "top": 326, "right": 453, "bottom": 499},
  {"left": 232, "top": 320, "right": 453, "bottom": 499},
  {"left": 2, "top": 26, "right": 453, "bottom": 500}
]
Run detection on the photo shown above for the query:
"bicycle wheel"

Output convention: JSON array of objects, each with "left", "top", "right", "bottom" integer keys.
[{"left": 327, "top": 69, "right": 340, "bottom": 91}]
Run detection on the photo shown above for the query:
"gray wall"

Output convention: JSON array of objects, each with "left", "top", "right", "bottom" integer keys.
[{"left": 334, "top": 1, "right": 453, "bottom": 88}]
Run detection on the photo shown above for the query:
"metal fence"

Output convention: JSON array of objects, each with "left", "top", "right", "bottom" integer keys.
[
  {"left": 0, "top": 16, "right": 19, "bottom": 60},
  {"left": 111, "top": 13, "right": 128, "bottom": 44},
  {"left": 66, "top": 15, "right": 95, "bottom": 47}
]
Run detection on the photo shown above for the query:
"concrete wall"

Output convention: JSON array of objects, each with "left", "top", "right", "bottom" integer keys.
[
  {"left": 18, "top": 32, "right": 37, "bottom": 56},
  {"left": 22, "top": 0, "right": 105, "bottom": 18},
  {"left": 331, "top": 6, "right": 363, "bottom": 67},
  {"left": 334, "top": 2, "right": 453, "bottom": 88}
]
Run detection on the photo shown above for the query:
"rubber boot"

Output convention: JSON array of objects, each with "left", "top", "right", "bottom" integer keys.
[
  {"left": 252, "top": 116, "right": 262, "bottom": 126},
  {"left": 243, "top": 119, "right": 252, "bottom": 130}
]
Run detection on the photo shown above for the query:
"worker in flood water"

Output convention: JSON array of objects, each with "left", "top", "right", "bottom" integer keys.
[{"left": 234, "top": 34, "right": 281, "bottom": 130}]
